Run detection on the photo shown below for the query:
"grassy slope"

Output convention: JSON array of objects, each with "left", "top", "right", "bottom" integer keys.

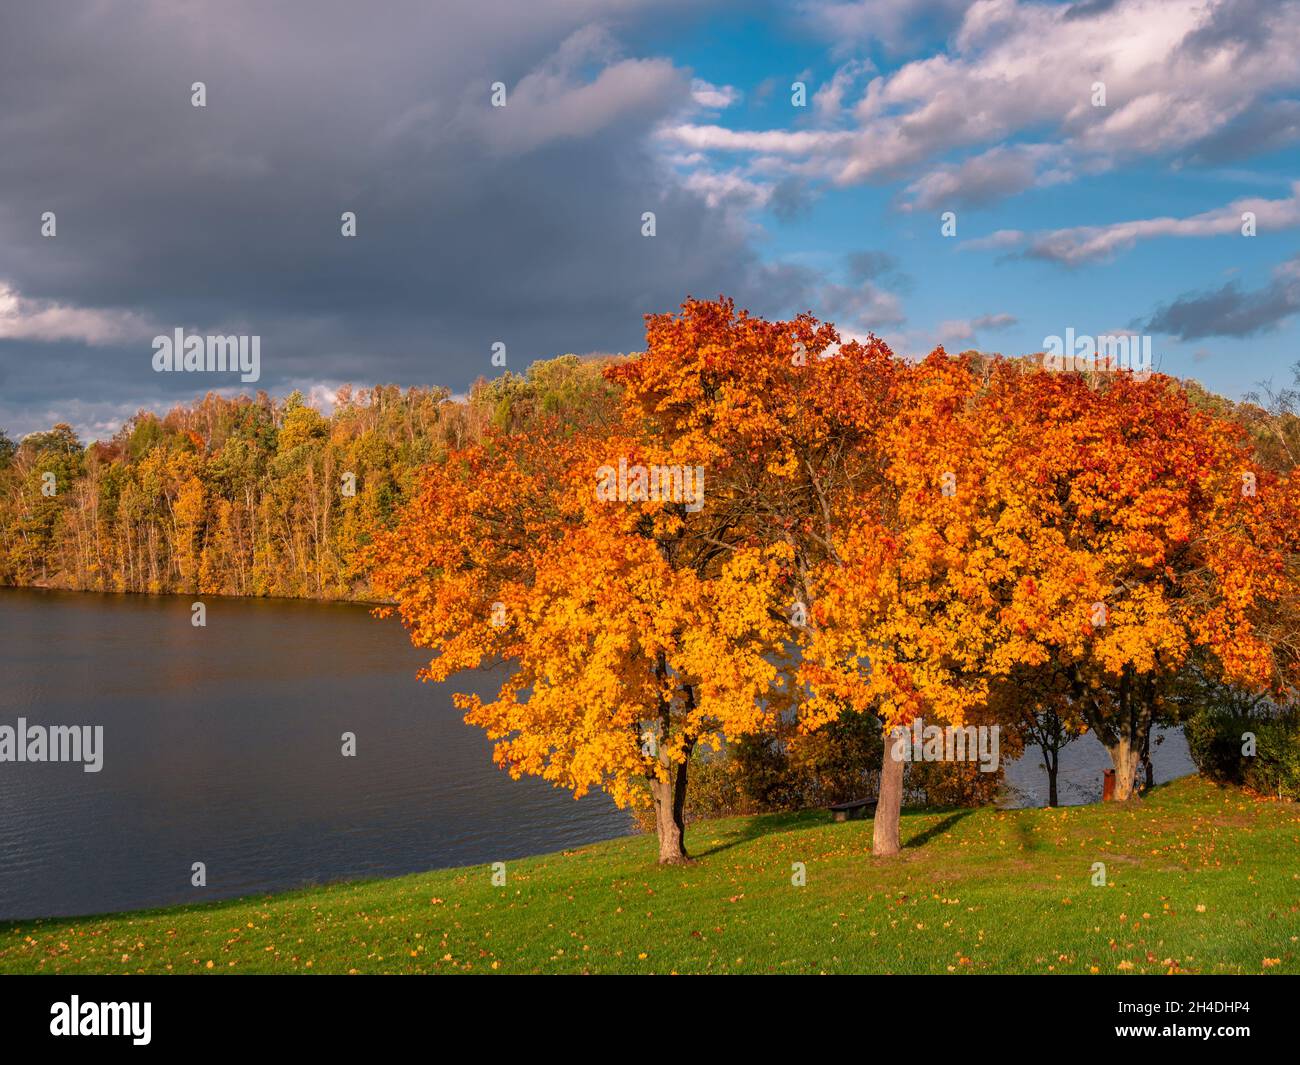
[{"left": 2, "top": 776, "right": 1297, "bottom": 975}]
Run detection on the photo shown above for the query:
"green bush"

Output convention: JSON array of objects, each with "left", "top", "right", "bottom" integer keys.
[{"left": 1185, "top": 704, "right": 1300, "bottom": 800}]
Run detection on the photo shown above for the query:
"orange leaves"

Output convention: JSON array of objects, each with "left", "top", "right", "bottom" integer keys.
[
  {"left": 795, "top": 346, "right": 1300, "bottom": 740},
  {"left": 367, "top": 297, "right": 1300, "bottom": 829},
  {"left": 368, "top": 383, "right": 793, "bottom": 813}
]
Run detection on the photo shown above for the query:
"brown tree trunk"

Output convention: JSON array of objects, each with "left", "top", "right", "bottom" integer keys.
[
  {"left": 1107, "top": 737, "right": 1142, "bottom": 801},
  {"left": 872, "top": 732, "right": 904, "bottom": 856},
  {"left": 1047, "top": 755, "right": 1059, "bottom": 808},
  {"left": 650, "top": 756, "right": 690, "bottom": 864}
]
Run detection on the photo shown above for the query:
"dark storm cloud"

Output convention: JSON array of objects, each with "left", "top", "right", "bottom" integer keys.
[
  {"left": 1063, "top": 0, "right": 1120, "bottom": 21},
  {"left": 1141, "top": 255, "right": 1300, "bottom": 339},
  {"left": 0, "top": 0, "right": 793, "bottom": 438},
  {"left": 768, "top": 176, "right": 816, "bottom": 222}
]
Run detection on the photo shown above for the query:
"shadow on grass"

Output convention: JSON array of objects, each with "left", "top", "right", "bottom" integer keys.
[
  {"left": 903, "top": 809, "right": 973, "bottom": 849},
  {"left": 690, "top": 810, "right": 821, "bottom": 859},
  {"left": 693, "top": 805, "right": 981, "bottom": 859}
]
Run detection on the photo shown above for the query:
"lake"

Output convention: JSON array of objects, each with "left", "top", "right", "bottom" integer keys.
[
  {"left": 0, "top": 588, "right": 1196, "bottom": 919},
  {"left": 0, "top": 588, "right": 632, "bottom": 919}
]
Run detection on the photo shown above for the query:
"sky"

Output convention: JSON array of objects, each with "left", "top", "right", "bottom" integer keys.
[{"left": 1, "top": 0, "right": 1298, "bottom": 441}]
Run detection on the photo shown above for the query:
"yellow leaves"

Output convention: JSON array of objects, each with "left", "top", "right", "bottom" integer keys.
[{"left": 369, "top": 298, "right": 1300, "bottom": 850}]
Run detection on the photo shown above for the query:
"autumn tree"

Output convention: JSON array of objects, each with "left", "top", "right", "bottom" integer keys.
[
  {"left": 611, "top": 298, "right": 917, "bottom": 853},
  {"left": 840, "top": 358, "right": 1300, "bottom": 805},
  {"left": 367, "top": 422, "right": 791, "bottom": 863},
  {"left": 797, "top": 352, "right": 1010, "bottom": 853}
]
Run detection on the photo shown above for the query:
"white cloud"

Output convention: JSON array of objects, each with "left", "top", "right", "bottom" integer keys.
[
  {"left": 660, "top": 123, "right": 857, "bottom": 155},
  {"left": 690, "top": 78, "right": 741, "bottom": 109},
  {"left": 820, "top": 281, "right": 906, "bottom": 329},
  {"left": 812, "top": 59, "right": 874, "bottom": 122},
  {"left": 670, "top": 0, "right": 1300, "bottom": 206},
  {"left": 937, "top": 312, "right": 1017, "bottom": 343},
  {"left": 959, "top": 228, "right": 1025, "bottom": 251},
  {"left": 476, "top": 26, "right": 687, "bottom": 155},
  {"left": 0, "top": 284, "right": 154, "bottom": 345},
  {"left": 902, "top": 144, "right": 1054, "bottom": 211},
  {"left": 680, "top": 168, "right": 772, "bottom": 211},
  {"left": 964, "top": 180, "right": 1300, "bottom": 263}
]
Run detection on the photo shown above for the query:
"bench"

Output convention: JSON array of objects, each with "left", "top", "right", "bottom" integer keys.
[{"left": 829, "top": 798, "right": 877, "bottom": 822}]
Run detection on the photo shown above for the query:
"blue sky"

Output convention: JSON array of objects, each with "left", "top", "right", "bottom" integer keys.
[
  {"left": 655, "top": 0, "right": 1300, "bottom": 400},
  {"left": 1, "top": 0, "right": 1298, "bottom": 439}
]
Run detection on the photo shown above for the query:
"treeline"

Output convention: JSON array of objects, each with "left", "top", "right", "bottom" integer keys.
[
  {"left": 4, "top": 346, "right": 1297, "bottom": 605},
  {"left": 0, "top": 355, "right": 616, "bottom": 599}
]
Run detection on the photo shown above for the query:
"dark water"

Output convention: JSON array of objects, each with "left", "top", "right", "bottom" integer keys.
[
  {"left": 1001, "top": 726, "right": 1195, "bottom": 808},
  {"left": 0, "top": 588, "right": 632, "bottom": 919}
]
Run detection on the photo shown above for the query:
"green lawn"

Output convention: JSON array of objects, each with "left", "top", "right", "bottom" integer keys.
[{"left": 3, "top": 776, "right": 1297, "bottom": 974}]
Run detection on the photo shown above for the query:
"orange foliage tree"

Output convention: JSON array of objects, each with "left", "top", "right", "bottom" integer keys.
[
  {"left": 954, "top": 364, "right": 1300, "bottom": 801},
  {"left": 611, "top": 298, "right": 919, "bottom": 852},
  {"left": 809, "top": 353, "right": 1300, "bottom": 812},
  {"left": 367, "top": 422, "right": 791, "bottom": 863}
]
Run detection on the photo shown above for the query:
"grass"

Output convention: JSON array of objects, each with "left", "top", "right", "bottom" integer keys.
[{"left": 2, "top": 776, "right": 1297, "bottom": 975}]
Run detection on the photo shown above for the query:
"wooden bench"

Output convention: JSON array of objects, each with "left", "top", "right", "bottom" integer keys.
[{"left": 829, "top": 798, "right": 877, "bottom": 822}]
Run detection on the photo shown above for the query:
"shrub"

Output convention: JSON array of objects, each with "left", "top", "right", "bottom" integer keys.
[{"left": 1186, "top": 703, "right": 1300, "bottom": 800}]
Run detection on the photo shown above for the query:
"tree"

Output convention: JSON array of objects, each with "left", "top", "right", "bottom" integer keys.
[
  {"left": 367, "top": 423, "right": 791, "bottom": 863},
  {"left": 990, "top": 666, "right": 1084, "bottom": 807},
  {"left": 798, "top": 351, "right": 1005, "bottom": 853},
  {"left": 994, "top": 369, "right": 1297, "bottom": 800},
  {"left": 610, "top": 298, "right": 914, "bottom": 853},
  {"left": 849, "top": 359, "right": 1300, "bottom": 804}
]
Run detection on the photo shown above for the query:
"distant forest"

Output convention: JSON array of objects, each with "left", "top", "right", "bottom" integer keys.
[
  {"left": 0, "top": 355, "right": 617, "bottom": 600},
  {"left": 2, "top": 350, "right": 1297, "bottom": 602}
]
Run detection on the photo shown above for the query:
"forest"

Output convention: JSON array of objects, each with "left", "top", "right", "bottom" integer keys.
[{"left": 0, "top": 355, "right": 616, "bottom": 600}]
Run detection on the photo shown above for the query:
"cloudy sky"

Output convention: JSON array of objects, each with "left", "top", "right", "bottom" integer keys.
[{"left": 2, "top": 0, "right": 1299, "bottom": 440}]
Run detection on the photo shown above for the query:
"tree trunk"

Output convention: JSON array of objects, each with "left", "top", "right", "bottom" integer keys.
[
  {"left": 1107, "top": 737, "right": 1142, "bottom": 802},
  {"left": 1047, "top": 758, "right": 1059, "bottom": 808},
  {"left": 872, "top": 733, "right": 904, "bottom": 856},
  {"left": 649, "top": 758, "right": 690, "bottom": 864}
]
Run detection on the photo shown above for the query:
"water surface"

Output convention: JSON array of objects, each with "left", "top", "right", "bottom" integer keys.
[{"left": 0, "top": 588, "right": 632, "bottom": 919}]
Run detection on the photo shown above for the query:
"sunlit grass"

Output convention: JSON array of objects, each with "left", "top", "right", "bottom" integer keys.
[{"left": 2, "top": 776, "right": 1296, "bottom": 974}]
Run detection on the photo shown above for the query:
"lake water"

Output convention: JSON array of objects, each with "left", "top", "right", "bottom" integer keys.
[
  {"left": 0, "top": 588, "right": 1197, "bottom": 920},
  {"left": 1000, "top": 726, "right": 1195, "bottom": 807},
  {"left": 0, "top": 588, "right": 632, "bottom": 919}
]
